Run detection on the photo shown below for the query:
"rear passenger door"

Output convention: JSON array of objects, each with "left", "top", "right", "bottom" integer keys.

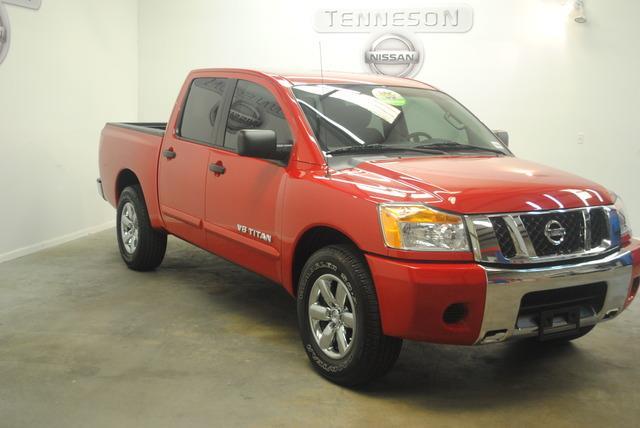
[
  {"left": 158, "top": 77, "right": 231, "bottom": 248},
  {"left": 203, "top": 79, "right": 293, "bottom": 282}
]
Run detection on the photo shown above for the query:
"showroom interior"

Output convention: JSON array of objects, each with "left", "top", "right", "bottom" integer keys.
[{"left": 0, "top": 0, "right": 639, "bottom": 426}]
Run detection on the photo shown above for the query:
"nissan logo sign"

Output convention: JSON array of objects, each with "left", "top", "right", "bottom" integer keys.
[
  {"left": 544, "top": 220, "right": 567, "bottom": 246},
  {"left": 364, "top": 33, "right": 423, "bottom": 78}
]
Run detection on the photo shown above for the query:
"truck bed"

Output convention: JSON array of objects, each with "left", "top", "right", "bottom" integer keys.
[
  {"left": 99, "top": 122, "right": 166, "bottom": 228},
  {"left": 107, "top": 122, "right": 167, "bottom": 137}
]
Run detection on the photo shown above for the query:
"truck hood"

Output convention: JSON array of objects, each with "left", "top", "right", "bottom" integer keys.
[{"left": 328, "top": 156, "right": 613, "bottom": 214}]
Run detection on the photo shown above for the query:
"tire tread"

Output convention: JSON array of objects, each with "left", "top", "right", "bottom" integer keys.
[
  {"left": 117, "top": 185, "right": 167, "bottom": 271},
  {"left": 299, "top": 244, "right": 402, "bottom": 386}
]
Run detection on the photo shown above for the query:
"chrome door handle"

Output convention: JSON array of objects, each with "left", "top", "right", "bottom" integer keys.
[{"left": 209, "top": 163, "right": 226, "bottom": 175}]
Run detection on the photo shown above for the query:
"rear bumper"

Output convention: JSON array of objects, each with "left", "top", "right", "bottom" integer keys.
[{"left": 366, "top": 239, "right": 640, "bottom": 345}]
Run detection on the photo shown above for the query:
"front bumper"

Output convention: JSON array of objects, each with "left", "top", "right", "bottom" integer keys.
[
  {"left": 366, "top": 239, "right": 640, "bottom": 345},
  {"left": 478, "top": 248, "right": 637, "bottom": 344}
]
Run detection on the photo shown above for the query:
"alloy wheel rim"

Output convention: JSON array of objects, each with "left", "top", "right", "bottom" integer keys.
[
  {"left": 308, "top": 274, "right": 356, "bottom": 359},
  {"left": 120, "top": 202, "right": 139, "bottom": 254}
]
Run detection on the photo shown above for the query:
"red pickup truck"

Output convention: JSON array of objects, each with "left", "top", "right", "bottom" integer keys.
[{"left": 99, "top": 68, "right": 640, "bottom": 385}]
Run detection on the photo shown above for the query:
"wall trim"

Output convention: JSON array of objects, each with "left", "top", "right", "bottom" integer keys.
[{"left": 0, "top": 221, "right": 115, "bottom": 264}]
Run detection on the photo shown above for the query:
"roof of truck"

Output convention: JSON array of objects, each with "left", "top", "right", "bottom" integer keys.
[
  {"left": 273, "top": 71, "right": 437, "bottom": 89},
  {"left": 192, "top": 68, "right": 437, "bottom": 90}
]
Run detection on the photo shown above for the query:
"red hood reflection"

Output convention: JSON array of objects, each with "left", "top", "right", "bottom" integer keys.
[{"left": 327, "top": 156, "right": 612, "bottom": 214}]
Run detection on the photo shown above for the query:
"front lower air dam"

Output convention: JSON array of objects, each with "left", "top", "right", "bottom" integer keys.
[
  {"left": 0, "top": 0, "right": 43, "bottom": 65},
  {"left": 0, "top": 1, "right": 10, "bottom": 65}
]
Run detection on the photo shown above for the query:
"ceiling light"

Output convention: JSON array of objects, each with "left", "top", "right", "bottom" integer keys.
[{"left": 571, "top": 0, "right": 587, "bottom": 23}]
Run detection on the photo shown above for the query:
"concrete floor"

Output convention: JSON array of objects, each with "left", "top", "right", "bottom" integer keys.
[{"left": 0, "top": 230, "right": 639, "bottom": 427}]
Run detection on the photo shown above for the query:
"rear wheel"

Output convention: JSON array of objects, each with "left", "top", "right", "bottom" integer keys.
[
  {"left": 116, "top": 185, "right": 167, "bottom": 271},
  {"left": 297, "top": 245, "right": 402, "bottom": 386}
]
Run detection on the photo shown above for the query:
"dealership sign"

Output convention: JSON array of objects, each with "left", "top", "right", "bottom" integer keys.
[
  {"left": 314, "top": 7, "right": 473, "bottom": 33},
  {"left": 314, "top": 7, "right": 473, "bottom": 78}
]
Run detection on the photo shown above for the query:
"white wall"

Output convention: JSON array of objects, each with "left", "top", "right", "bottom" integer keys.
[
  {"left": 138, "top": 0, "right": 640, "bottom": 229},
  {"left": 1, "top": 0, "right": 637, "bottom": 260},
  {"left": 0, "top": 0, "right": 138, "bottom": 260}
]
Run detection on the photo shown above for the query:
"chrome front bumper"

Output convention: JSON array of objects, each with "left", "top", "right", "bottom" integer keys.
[{"left": 475, "top": 249, "right": 635, "bottom": 344}]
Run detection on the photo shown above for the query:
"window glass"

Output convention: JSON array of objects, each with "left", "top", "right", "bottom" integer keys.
[
  {"left": 180, "top": 78, "right": 228, "bottom": 144},
  {"left": 402, "top": 97, "right": 469, "bottom": 144},
  {"left": 224, "top": 80, "right": 292, "bottom": 151},
  {"left": 292, "top": 85, "right": 506, "bottom": 155}
]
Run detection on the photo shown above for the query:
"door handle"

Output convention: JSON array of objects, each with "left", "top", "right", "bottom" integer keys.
[
  {"left": 163, "top": 149, "right": 176, "bottom": 159},
  {"left": 209, "top": 162, "right": 226, "bottom": 175}
]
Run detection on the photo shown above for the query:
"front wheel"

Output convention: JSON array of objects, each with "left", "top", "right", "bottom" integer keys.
[
  {"left": 116, "top": 185, "right": 167, "bottom": 271},
  {"left": 297, "top": 245, "right": 402, "bottom": 386}
]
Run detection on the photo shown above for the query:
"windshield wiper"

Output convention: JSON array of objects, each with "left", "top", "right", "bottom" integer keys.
[
  {"left": 416, "top": 141, "right": 507, "bottom": 156},
  {"left": 319, "top": 89, "right": 339, "bottom": 100},
  {"left": 326, "top": 144, "right": 446, "bottom": 156}
]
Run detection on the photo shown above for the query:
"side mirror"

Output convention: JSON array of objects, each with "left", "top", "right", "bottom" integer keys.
[
  {"left": 493, "top": 130, "right": 509, "bottom": 146},
  {"left": 237, "top": 129, "right": 277, "bottom": 159}
]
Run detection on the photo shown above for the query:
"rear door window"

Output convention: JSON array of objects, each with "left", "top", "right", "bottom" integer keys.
[{"left": 179, "top": 78, "right": 229, "bottom": 144}]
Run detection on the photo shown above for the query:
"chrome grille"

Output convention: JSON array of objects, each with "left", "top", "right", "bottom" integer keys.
[
  {"left": 467, "top": 206, "right": 619, "bottom": 265},
  {"left": 589, "top": 208, "right": 608, "bottom": 248},
  {"left": 520, "top": 211, "right": 585, "bottom": 256},
  {"left": 489, "top": 217, "right": 517, "bottom": 258}
]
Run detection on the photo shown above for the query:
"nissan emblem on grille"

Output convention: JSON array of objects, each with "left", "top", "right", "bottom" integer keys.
[{"left": 544, "top": 220, "right": 567, "bottom": 246}]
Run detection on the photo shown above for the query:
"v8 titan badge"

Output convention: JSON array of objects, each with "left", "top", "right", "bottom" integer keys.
[{"left": 364, "top": 32, "right": 423, "bottom": 78}]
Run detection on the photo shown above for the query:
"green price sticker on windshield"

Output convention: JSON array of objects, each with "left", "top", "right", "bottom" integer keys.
[{"left": 372, "top": 88, "right": 406, "bottom": 106}]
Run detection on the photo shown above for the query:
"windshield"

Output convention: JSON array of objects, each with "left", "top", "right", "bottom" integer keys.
[{"left": 292, "top": 84, "right": 510, "bottom": 157}]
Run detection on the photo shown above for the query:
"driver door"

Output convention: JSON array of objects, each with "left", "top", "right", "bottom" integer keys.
[{"left": 203, "top": 78, "right": 293, "bottom": 282}]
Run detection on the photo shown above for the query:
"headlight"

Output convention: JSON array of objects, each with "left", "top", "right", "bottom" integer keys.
[
  {"left": 378, "top": 204, "right": 469, "bottom": 251},
  {"left": 613, "top": 194, "right": 632, "bottom": 241}
]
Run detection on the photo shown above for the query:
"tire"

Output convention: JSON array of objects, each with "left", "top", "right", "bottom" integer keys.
[
  {"left": 116, "top": 185, "right": 167, "bottom": 271},
  {"left": 297, "top": 244, "right": 402, "bottom": 386}
]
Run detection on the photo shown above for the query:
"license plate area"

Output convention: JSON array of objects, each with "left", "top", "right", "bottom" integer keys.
[{"left": 538, "top": 306, "right": 581, "bottom": 340}]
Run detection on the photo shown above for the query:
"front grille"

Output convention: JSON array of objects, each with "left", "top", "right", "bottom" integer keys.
[
  {"left": 518, "top": 282, "right": 607, "bottom": 324},
  {"left": 590, "top": 208, "right": 608, "bottom": 248},
  {"left": 490, "top": 217, "right": 516, "bottom": 258},
  {"left": 469, "top": 206, "right": 615, "bottom": 264},
  {"left": 521, "top": 211, "right": 585, "bottom": 256}
]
